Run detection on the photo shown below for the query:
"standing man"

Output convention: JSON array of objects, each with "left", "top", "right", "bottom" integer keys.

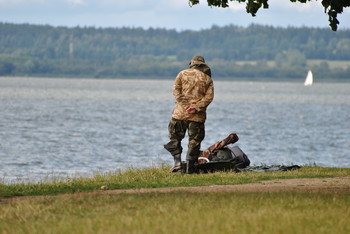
[{"left": 164, "top": 55, "right": 214, "bottom": 174}]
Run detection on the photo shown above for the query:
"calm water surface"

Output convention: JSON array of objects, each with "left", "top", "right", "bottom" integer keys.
[{"left": 1, "top": 77, "right": 349, "bottom": 183}]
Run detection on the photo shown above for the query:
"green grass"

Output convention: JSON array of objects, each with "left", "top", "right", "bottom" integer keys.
[
  {"left": 0, "top": 166, "right": 349, "bottom": 233},
  {"left": 0, "top": 188, "right": 349, "bottom": 233},
  {"left": 234, "top": 59, "right": 350, "bottom": 69},
  {"left": 306, "top": 59, "right": 350, "bottom": 69},
  {"left": 1, "top": 166, "right": 349, "bottom": 198}
]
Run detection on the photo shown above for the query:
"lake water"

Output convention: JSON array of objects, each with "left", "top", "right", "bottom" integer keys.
[{"left": 1, "top": 77, "right": 349, "bottom": 183}]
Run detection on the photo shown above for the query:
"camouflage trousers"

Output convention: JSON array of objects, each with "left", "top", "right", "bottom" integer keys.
[{"left": 164, "top": 118, "right": 205, "bottom": 161}]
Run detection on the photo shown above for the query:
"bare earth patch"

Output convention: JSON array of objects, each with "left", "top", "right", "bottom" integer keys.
[
  {"left": 104, "top": 176, "right": 350, "bottom": 194},
  {"left": 2, "top": 176, "right": 349, "bottom": 204}
]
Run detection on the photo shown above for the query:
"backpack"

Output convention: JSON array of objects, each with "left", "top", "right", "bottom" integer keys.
[{"left": 196, "top": 145, "right": 250, "bottom": 173}]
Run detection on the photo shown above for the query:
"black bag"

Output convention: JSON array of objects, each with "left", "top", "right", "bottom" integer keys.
[{"left": 196, "top": 146, "right": 250, "bottom": 173}]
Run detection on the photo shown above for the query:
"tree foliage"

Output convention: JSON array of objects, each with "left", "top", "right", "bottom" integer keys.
[
  {"left": 0, "top": 23, "right": 349, "bottom": 79},
  {"left": 188, "top": 0, "right": 350, "bottom": 31}
]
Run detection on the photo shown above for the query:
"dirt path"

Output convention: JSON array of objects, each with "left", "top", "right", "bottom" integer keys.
[
  {"left": 103, "top": 176, "right": 350, "bottom": 194},
  {"left": 2, "top": 176, "right": 349, "bottom": 204}
]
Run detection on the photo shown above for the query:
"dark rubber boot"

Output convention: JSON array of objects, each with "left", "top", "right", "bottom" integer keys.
[
  {"left": 186, "top": 160, "right": 195, "bottom": 174},
  {"left": 169, "top": 154, "right": 182, "bottom": 173}
]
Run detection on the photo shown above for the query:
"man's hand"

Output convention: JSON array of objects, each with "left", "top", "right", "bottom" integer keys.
[{"left": 186, "top": 104, "right": 197, "bottom": 114}]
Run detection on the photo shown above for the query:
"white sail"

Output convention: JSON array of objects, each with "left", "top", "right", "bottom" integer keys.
[{"left": 304, "top": 70, "right": 313, "bottom": 86}]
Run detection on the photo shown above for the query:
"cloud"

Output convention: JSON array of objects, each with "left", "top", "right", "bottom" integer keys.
[
  {"left": 0, "top": 0, "right": 188, "bottom": 10},
  {"left": 0, "top": 0, "right": 348, "bottom": 30},
  {"left": 65, "top": 0, "right": 85, "bottom": 5},
  {"left": 227, "top": 0, "right": 324, "bottom": 13},
  {"left": 0, "top": 0, "right": 46, "bottom": 4},
  {"left": 228, "top": 1, "right": 246, "bottom": 11}
]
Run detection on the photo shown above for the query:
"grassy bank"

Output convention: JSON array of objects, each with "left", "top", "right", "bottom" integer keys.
[
  {"left": 1, "top": 166, "right": 349, "bottom": 233},
  {"left": 1, "top": 166, "right": 349, "bottom": 198},
  {"left": 1, "top": 190, "right": 349, "bottom": 233}
]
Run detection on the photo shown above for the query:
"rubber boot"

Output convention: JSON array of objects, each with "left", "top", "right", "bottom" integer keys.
[
  {"left": 186, "top": 160, "right": 195, "bottom": 174},
  {"left": 169, "top": 154, "right": 182, "bottom": 173}
]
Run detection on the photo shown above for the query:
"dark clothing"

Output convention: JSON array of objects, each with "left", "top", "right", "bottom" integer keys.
[{"left": 189, "top": 62, "right": 212, "bottom": 77}]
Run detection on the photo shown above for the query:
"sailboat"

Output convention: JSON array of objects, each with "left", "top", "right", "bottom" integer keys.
[{"left": 304, "top": 70, "right": 313, "bottom": 86}]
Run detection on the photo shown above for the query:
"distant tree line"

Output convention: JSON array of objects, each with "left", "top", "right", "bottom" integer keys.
[{"left": 0, "top": 22, "right": 349, "bottom": 80}]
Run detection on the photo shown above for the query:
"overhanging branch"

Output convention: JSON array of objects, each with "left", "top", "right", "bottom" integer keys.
[{"left": 188, "top": 0, "right": 350, "bottom": 31}]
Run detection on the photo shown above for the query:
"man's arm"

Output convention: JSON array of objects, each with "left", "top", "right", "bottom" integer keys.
[
  {"left": 195, "top": 79, "right": 214, "bottom": 112},
  {"left": 173, "top": 72, "right": 190, "bottom": 109}
]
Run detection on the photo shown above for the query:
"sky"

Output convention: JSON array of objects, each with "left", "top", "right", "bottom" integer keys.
[{"left": 0, "top": 0, "right": 349, "bottom": 31}]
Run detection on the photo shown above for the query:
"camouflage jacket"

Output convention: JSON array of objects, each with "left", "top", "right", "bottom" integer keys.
[{"left": 171, "top": 65, "right": 214, "bottom": 123}]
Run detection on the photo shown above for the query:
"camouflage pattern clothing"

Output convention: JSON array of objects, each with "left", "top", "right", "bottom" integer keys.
[
  {"left": 165, "top": 56, "right": 214, "bottom": 162},
  {"left": 165, "top": 118, "right": 205, "bottom": 161},
  {"left": 171, "top": 63, "right": 214, "bottom": 123}
]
